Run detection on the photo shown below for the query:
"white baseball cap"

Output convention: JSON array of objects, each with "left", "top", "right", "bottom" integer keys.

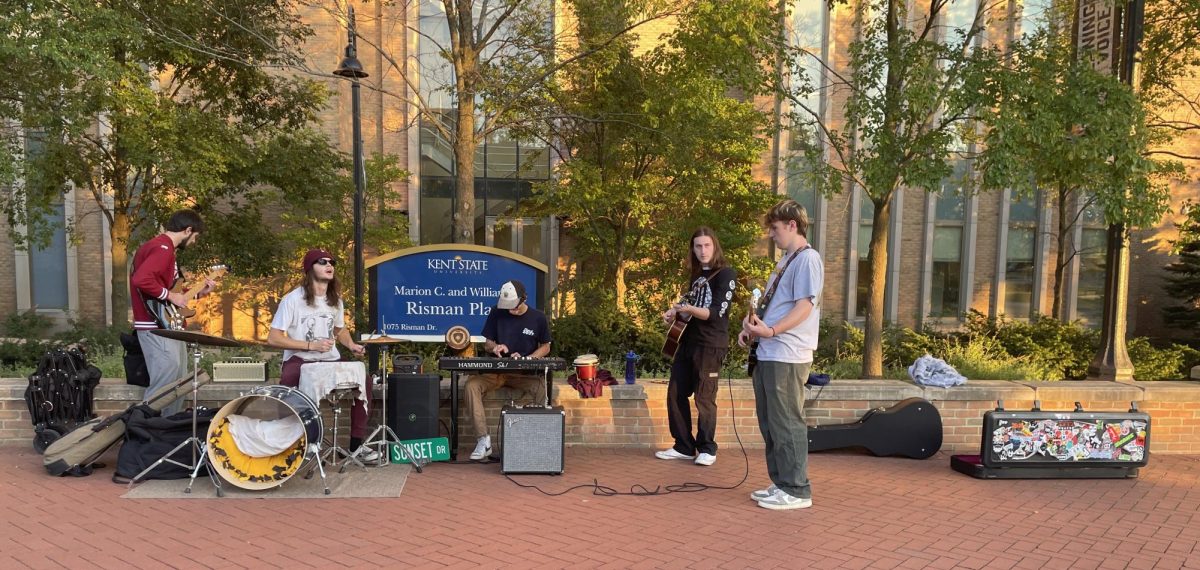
[{"left": 496, "top": 280, "right": 526, "bottom": 310}]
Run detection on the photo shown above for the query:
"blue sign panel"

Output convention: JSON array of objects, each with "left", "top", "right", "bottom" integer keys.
[{"left": 367, "top": 245, "right": 546, "bottom": 342}]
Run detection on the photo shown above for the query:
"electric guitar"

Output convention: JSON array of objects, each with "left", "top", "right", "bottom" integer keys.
[
  {"left": 747, "top": 287, "right": 763, "bottom": 375},
  {"left": 144, "top": 264, "right": 229, "bottom": 330}
]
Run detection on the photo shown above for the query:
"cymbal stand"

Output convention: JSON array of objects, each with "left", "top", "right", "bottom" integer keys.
[
  {"left": 355, "top": 344, "right": 425, "bottom": 472},
  {"left": 129, "top": 341, "right": 223, "bottom": 496}
]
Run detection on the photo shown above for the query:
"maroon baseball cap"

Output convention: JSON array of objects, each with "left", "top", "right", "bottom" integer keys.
[{"left": 302, "top": 248, "right": 335, "bottom": 273}]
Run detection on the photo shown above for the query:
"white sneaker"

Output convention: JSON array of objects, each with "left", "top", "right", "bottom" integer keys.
[
  {"left": 694, "top": 453, "right": 716, "bottom": 466},
  {"left": 654, "top": 448, "right": 693, "bottom": 460},
  {"left": 750, "top": 484, "right": 778, "bottom": 501},
  {"left": 756, "top": 488, "right": 812, "bottom": 510},
  {"left": 356, "top": 446, "right": 383, "bottom": 463},
  {"left": 470, "top": 435, "right": 492, "bottom": 460}
]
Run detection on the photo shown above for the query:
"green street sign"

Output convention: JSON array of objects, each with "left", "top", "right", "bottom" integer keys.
[{"left": 390, "top": 437, "right": 451, "bottom": 464}]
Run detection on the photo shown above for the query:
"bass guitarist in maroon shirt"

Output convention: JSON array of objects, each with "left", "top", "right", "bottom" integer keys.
[{"left": 129, "top": 209, "right": 214, "bottom": 415}]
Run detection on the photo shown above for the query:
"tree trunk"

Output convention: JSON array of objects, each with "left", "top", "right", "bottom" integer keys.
[
  {"left": 452, "top": 88, "right": 477, "bottom": 244},
  {"left": 111, "top": 210, "right": 131, "bottom": 330},
  {"left": 862, "top": 196, "right": 892, "bottom": 379},
  {"left": 615, "top": 262, "right": 626, "bottom": 313},
  {"left": 1051, "top": 186, "right": 1070, "bottom": 320}
]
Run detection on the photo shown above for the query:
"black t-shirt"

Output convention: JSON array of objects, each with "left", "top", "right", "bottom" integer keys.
[
  {"left": 680, "top": 266, "right": 737, "bottom": 349},
  {"left": 482, "top": 306, "right": 552, "bottom": 357}
]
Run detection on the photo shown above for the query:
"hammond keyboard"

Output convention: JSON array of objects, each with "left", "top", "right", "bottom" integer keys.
[{"left": 438, "top": 356, "right": 568, "bottom": 372}]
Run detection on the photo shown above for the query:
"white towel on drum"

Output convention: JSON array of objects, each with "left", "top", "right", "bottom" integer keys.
[
  {"left": 298, "top": 361, "right": 367, "bottom": 404},
  {"left": 226, "top": 414, "right": 305, "bottom": 458}
]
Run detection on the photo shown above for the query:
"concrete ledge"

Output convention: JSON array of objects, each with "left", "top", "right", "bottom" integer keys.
[{"left": 6, "top": 377, "right": 1200, "bottom": 454}]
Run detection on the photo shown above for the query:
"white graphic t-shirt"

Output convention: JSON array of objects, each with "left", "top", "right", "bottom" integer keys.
[{"left": 271, "top": 287, "right": 344, "bottom": 362}]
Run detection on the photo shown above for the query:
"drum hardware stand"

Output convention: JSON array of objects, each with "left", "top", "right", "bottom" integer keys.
[
  {"left": 129, "top": 341, "right": 224, "bottom": 497},
  {"left": 356, "top": 342, "right": 425, "bottom": 472},
  {"left": 316, "top": 388, "right": 365, "bottom": 473}
]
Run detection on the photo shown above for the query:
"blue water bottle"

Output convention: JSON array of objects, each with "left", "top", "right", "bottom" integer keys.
[{"left": 625, "top": 350, "right": 639, "bottom": 384}]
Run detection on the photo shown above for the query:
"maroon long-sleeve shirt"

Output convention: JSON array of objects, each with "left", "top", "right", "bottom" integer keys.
[{"left": 129, "top": 234, "right": 179, "bottom": 330}]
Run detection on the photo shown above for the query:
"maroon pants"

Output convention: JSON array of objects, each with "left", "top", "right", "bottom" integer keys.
[{"left": 280, "top": 356, "right": 371, "bottom": 438}]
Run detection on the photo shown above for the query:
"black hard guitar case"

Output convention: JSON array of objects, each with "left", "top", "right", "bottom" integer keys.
[{"left": 808, "top": 397, "right": 943, "bottom": 459}]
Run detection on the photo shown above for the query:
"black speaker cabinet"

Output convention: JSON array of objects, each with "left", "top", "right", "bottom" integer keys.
[
  {"left": 386, "top": 373, "right": 440, "bottom": 441},
  {"left": 500, "top": 405, "right": 565, "bottom": 475}
]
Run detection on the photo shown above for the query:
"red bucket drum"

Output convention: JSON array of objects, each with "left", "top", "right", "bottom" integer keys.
[{"left": 573, "top": 354, "right": 599, "bottom": 380}]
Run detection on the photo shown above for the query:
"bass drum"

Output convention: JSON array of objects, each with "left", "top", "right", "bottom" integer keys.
[{"left": 206, "top": 385, "right": 323, "bottom": 490}]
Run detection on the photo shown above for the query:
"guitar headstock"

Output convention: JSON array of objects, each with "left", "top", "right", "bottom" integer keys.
[
  {"left": 208, "top": 264, "right": 230, "bottom": 279},
  {"left": 750, "top": 287, "right": 762, "bottom": 315}
]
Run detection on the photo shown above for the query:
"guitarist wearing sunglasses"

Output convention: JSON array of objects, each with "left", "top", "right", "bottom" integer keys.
[
  {"left": 129, "top": 209, "right": 216, "bottom": 415},
  {"left": 655, "top": 227, "right": 736, "bottom": 467},
  {"left": 737, "top": 199, "right": 823, "bottom": 511}
]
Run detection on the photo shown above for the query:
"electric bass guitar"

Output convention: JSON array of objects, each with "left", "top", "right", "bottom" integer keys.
[
  {"left": 660, "top": 291, "right": 698, "bottom": 359},
  {"left": 144, "top": 264, "right": 228, "bottom": 330},
  {"left": 747, "top": 287, "right": 763, "bottom": 375}
]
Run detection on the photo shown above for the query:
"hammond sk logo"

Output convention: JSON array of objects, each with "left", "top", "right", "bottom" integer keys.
[{"left": 427, "top": 255, "right": 489, "bottom": 274}]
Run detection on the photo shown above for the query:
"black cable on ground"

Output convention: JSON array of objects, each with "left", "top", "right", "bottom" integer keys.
[{"left": 501, "top": 370, "right": 752, "bottom": 497}]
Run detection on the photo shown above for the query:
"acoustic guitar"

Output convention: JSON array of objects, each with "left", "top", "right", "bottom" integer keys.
[
  {"left": 746, "top": 287, "right": 762, "bottom": 375},
  {"left": 145, "top": 264, "right": 228, "bottom": 330},
  {"left": 660, "top": 291, "right": 697, "bottom": 359}
]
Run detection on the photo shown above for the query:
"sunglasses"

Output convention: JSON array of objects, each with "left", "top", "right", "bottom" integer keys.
[{"left": 314, "top": 258, "right": 336, "bottom": 266}]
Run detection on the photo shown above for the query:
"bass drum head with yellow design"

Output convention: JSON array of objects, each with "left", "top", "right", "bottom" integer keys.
[{"left": 206, "top": 386, "right": 322, "bottom": 490}]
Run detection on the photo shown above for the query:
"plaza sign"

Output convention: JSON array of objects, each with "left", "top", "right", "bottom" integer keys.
[{"left": 367, "top": 244, "right": 547, "bottom": 342}]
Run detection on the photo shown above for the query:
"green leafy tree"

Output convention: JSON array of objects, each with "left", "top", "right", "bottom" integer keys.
[
  {"left": 525, "top": 0, "right": 780, "bottom": 317},
  {"left": 784, "top": 0, "right": 1003, "bottom": 377},
  {"left": 1162, "top": 202, "right": 1200, "bottom": 331},
  {"left": 188, "top": 155, "right": 413, "bottom": 328},
  {"left": 976, "top": 24, "right": 1183, "bottom": 320},
  {"left": 0, "top": 0, "right": 342, "bottom": 328},
  {"left": 298, "top": 0, "right": 685, "bottom": 245}
]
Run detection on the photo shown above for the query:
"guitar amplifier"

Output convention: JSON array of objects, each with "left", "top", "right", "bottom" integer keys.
[
  {"left": 500, "top": 405, "right": 565, "bottom": 475},
  {"left": 212, "top": 358, "right": 268, "bottom": 383},
  {"left": 391, "top": 354, "right": 423, "bottom": 374}
]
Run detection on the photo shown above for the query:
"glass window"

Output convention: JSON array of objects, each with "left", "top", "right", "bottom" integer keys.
[
  {"left": 30, "top": 203, "right": 68, "bottom": 310},
  {"left": 930, "top": 184, "right": 966, "bottom": 318},
  {"left": 1004, "top": 193, "right": 1038, "bottom": 318},
  {"left": 1076, "top": 198, "right": 1107, "bottom": 324},
  {"left": 1016, "top": 0, "right": 1055, "bottom": 40},
  {"left": 416, "top": 1, "right": 553, "bottom": 254},
  {"left": 940, "top": 0, "right": 980, "bottom": 41}
]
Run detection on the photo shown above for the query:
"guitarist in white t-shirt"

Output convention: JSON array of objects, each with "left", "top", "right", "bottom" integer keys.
[
  {"left": 656, "top": 227, "right": 737, "bottom": 467},
  {"left": 738, "top": 199, "right": 823, "bottom": 511}
]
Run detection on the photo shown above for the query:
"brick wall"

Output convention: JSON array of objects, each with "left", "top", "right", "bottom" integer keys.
[{"left": 6, "top": 377, "right": 1200, "bottom": 458}]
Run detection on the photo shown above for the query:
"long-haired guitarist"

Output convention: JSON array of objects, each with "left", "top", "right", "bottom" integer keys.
[
  {"left": 129, "top": 209, "right": 215, "bottom": 415},
  {"left": 737, "top": 199, "right": 823, "bottom": 511},
  {"left": 656, "top": 227, "right": 736, "bottom": 466}
]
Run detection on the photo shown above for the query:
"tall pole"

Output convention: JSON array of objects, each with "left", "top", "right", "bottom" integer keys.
[
  {"left": 1087, "top": 0, "right": 1143, "bottom": 382},
  {"left": 335, "top": 7, "right": 370, "bottom": 335}
]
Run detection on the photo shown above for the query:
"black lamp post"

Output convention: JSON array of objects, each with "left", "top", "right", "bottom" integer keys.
[
  {"left": 334, "top": 6, "right": 369, "bottom": 334},
  {"left": 1088, "top": 0, "right": 1144, "bottom": 382}
]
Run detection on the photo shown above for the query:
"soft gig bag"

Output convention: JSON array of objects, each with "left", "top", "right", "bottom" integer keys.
[{"left": 116, "top": 405, "right": 217, "bottom": 480}]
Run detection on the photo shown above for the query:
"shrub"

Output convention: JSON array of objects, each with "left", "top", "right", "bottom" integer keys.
[
  {"left": 964, "top": 311, "right": 1098, "bottom": 380},
  {"left": 1128, "top": 338, "right": 1200, "bottom": 380}
]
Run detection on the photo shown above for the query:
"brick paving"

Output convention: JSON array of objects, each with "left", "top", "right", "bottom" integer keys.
[{"left": 2, "top": 444, "right": 1200, "bottom": 569}]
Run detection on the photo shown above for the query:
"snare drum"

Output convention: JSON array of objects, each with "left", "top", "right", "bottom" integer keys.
[{"left": 206, "top": 385, "right": 323, "bottom": 490}]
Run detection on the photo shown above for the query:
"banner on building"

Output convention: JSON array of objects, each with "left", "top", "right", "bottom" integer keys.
[
  {"left": 367, "top": 244, "right": 547, "bottom": 342},
  {"left": 1075, "top": 0, "right": 1121, "bottom": 74}
]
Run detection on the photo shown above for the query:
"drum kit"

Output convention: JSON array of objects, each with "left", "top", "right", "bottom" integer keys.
[{"left": 127, "top": 330, "right": 421, "bottom": 497}]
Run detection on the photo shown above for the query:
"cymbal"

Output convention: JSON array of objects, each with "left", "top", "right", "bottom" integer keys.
[
  {"left": 151, "top": 329, "right": 243, "bottom": 348},
  {"left": 361, "top": 335, "right": 405, "bottom": 345}
]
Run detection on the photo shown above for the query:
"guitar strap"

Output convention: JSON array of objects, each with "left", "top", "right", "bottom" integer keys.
[{"left": 758, "top": 245, "right": 811, "bottom": 315}]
